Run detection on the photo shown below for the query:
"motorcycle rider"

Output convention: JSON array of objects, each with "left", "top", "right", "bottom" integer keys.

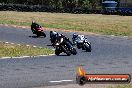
[
  {"left": 50, "top": 31, "right": 59, "bottom": 46},
  {"left": 50, "top": 31, "right": 58, "bottom": 39},
  {"left": 59, "top": 34, "right": 73, "bottom": 45},
  {"left": 54, "top": 33, "right": 77, "bottom": 56},
  {"left": 31, "top": 21, "right": 41, "bottom": 34},
  {"left": 55, "top": 34, "right": 73, "bottom": 48},
  {"left": 72, "top": 33, "right": 78, "bottom": 44},
  {"left": 72, "top": 33, "right": 85, "bottom": 44}
]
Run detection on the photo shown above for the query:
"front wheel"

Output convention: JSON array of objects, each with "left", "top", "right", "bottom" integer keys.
[
  {"left": 41, "top": 32, "right": 46, "bottom": 37},
  {"left": 71, "top": 48, "right": 77, "bottom": 55},
  {"left": 85, "top": 43, "right": 91, "bottom": 52},
  {"left": 61, "top": 45, "right": 71, "bottom": 56},
  {"left": 55, "top": 49, "right": 60, "bottom": 56}
]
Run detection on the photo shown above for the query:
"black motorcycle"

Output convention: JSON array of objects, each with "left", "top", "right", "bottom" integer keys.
[
  {"left": 55, "top": 36, "right": 77, "bottom": 56},
  {"left": 31, "top": 23, "right": 46, "bottom": 37}
]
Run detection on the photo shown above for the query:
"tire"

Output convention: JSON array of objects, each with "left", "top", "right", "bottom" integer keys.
[
  {"left": 42, "top": 32, "right": 46, "bottom": 37},
  {"left": 85, "top": 43, "right": 91, "bottom": 52},
  {"left": 36, "top": 34, "right": 40, "bottom": 37},
  {"left": 71, "top": 48, "right": 77, "bottom": 55},
  {"left": 62, "top": 45, "right": 71, "bottom": 56},
  {"left": 77, "top": 44, "right": 81, "bottom": 49},
  {"left": 82, "top": 45, "right": 85, "bottom": 50},
  {"left": 36, "top": 32, "right": 41, "bottom": 37},
  {"left": 55, "top": 49, "right": 60, "bottom": 56},
  {"left": 86, "top": 48, "right": 91, "bottom": 52},
  {"left": 66, "top": 51, "right": 71, "bottom": 56}
]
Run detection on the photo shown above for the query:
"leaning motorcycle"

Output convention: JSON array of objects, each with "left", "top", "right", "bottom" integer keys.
[
  {"left": 55, "top": 37, "right": 77, "bottom": 56},
  {"left": 72, "top": 34, "right": 92, "bottom": 52},
  {"left": 31, "top": 25, "right": 46, "bottom": 37},
  {"left": 82, "top": 39, "right": 91, "bottom": 52}
]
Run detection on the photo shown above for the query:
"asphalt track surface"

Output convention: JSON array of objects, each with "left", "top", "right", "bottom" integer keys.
[{"left": 0, "top": 25, "right": 132, "bottom": 88}]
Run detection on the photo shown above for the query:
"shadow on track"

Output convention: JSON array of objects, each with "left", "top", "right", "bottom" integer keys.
[
  {"left": 28, "top": 35, "right": 46, "bottom": 38},
  {"left": 47, "top": 44, "right": 53, "bottom": 46},
  {"left": 56, "top": 54, "right": 70, "bottom": 56}
]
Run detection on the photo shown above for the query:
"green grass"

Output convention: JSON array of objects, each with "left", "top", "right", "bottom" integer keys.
[
  {"left": 0, "top": 42, "right": 54, "bottom": 58},
  {"left": 0, "top": 11, "right": 132, "bottom": 36},
  {"left": 108, "top": 84, "right": 132, "bottom": 88}
]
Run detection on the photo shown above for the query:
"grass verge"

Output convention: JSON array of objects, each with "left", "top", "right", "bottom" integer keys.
[
  {"left": 0, "top": 11, "right": 132, "bottom": 36},
  {"left": 108, "top": 84, "right": 132, "bottom": 88},
  {"left": 0, "top": 42, "right": 54, "bottom": 58}
]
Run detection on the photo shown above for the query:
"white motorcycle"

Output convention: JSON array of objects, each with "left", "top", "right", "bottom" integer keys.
[{"left": 72, "top": 34, "right": 91, "bottom": 52}]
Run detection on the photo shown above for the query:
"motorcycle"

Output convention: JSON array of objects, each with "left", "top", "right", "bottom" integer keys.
[
  {"left": 55, "top": 36, "right": 77, "bottom": 56},
  {"left": 72, "top": 34, "right": 91, "bottom": 52},
  {"left": 31, "top": 24, "right": 46, "bottom": 37},
  {"left": 72, "top": 34, "right": 85, "bottom": 49},
  {"left": 82, "top": 38, "right": 91, "bottom": 52}
]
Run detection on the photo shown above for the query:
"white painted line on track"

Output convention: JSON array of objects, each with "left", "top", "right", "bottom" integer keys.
[
  {"left": 17, "top": 44, "right": 21, "bottom": 46},
  {"left": 37, "top": 54, "right": 55, "bottom": 57},
  {"left": 1, "top": 57, "right": 11, "bottom": 59},
  {"left": 21, "top": 56, "right": 30, "bottom": 58},
  {"left": 33, "top": 46, "right": 37, "bottom": 47},
  {"left": 111, "top": 35, "right": 115, "bottom": 37},
  {"left": 38, "top": 55, "right": 47, "bottom": 57},
  {"left": 26, "top": 45, "right": 30, "bottom": 47},
  {"left": 123, "top": 36, "right": 128, "bottom": 38},
  {"left": 11, "top": 57, "right": 25, "bottom": 59},
  {"left": 60, "top": 80, "right": 74, "bottom": 82},
  {"left": 49, "top": 80, "right": 73, "bottom": 83},
  {"left": 49, "top": 81, "right": 62, "bottom": 83},
  {"left": 11, "top": 43, "right": 14, "bottom": 44},
  {"left": 0, "top": 54, "right": 55, "bottom": 59},
  {"left": 52, "top": 49, "right": 55, "bottom": 50},
  {"left": 5, "top": 42, "right": 9, "bottom": 44}
]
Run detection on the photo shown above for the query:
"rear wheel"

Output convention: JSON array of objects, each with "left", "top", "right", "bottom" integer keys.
[
  {"left": 66, "top": 51, "right": 71, "bottom": 56},
  {"left": 55, "top": 49, "right": 60, "bottom": 56}
]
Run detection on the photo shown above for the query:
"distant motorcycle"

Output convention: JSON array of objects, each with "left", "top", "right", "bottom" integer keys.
[
  {"left": 54, "top": 34, "right": 77, "bottom": 56},
  {"left": 72, "top": 34, "right": 91, "bottom": 52},
  {"left": 31, "top": 22, "right": 46, "bottom": 37}
]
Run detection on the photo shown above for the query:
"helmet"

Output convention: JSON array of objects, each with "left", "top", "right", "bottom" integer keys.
[
  {"left": 50, "top": 31, "right": 57, "bottom": 34},
  {"left": 61, "top": 34, "right": 64, "bottom": 36},
  {"left": 73, "top": 33, "right": 78, "bottom": 38},
  {"left": 50, "top": 31, "right": 57, "bottom": 37},
  {"left": 32, "top": 20, "right": 35, "bottom": 23},
  {"left": 53, "top": 31, "right": 57, "bottom": 35},
  {"left": 58, "top": 33, "right": 61, "bottom": 37}
]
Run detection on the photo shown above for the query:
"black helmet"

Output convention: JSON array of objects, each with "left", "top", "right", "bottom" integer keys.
[{"left": 73, "top": 33, "right": 78, "bottom": 38}]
